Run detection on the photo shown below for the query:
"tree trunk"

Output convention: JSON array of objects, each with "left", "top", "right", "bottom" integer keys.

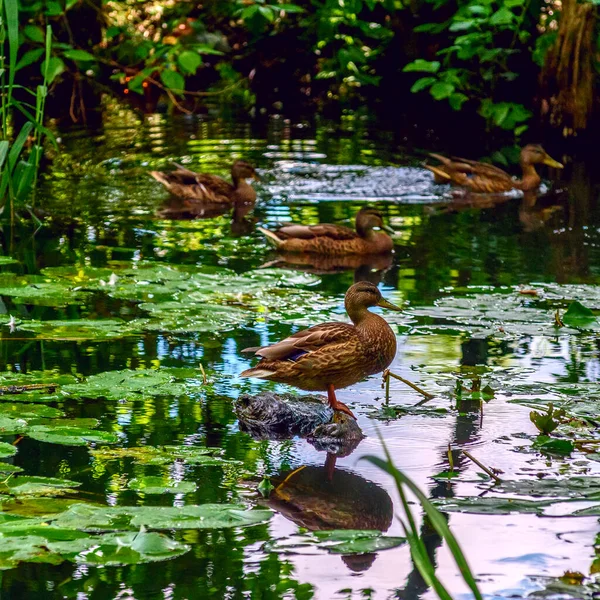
[{"left": 539, "top": 0, "right": 597, "bottom": 135}]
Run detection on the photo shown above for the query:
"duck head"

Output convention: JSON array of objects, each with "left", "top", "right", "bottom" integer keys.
[
  {"left": 344, "top": 281, "right": 401, "bottom": 321},
  {"left": 355, "top": 207, "right": 394, "bottom": 238},
  {"left": 520, "top": 145, "right": 563, "bottom": 169},
  {"left": 231, "top": 160, "right": 260, "bottom": 183}
]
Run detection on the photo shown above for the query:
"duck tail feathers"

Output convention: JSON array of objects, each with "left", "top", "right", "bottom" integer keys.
[
  {"left": 257, "top": 226, "right": 283, "bottom": 248},
  {"left": 240, "top": 367, "right": 276, "bottom": 379},
  {"left": 424, "top": 164, "right": 451, "bottom": 180}
]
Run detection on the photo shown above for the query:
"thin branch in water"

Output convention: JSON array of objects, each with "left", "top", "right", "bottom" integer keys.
[
  {"left": 384, "top": 369, "right": 434, "bottom": 400},
  {"left": 462, "top": 450, "right": 502, "bottom": 483}
]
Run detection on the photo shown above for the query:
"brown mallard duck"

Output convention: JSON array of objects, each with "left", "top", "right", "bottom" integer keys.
[
  {"left": 257, "top": 207, "right": 394, "bottom": 256},
  {"left": 149, "top": 160, "right": 259, "bottom": 203},
  {"left": 426, "top": 144, "right": 563, "bottom": 193},
  {"left": 240, "top": 281, "right": 400, "bottom": 419}
]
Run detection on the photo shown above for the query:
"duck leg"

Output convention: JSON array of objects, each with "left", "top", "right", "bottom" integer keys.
[{"left": 327, "top": 384, "right": 356, "bottom": 420}]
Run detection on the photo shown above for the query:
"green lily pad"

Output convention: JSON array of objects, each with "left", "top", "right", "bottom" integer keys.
[
  {"left": 0, "top": 476, "right": 81, "bottom": 498},
  {"left": 0, "top": 404, "right": 63, "bottom": 419},
  {"left": 0, "top": 416, "right": 28, "bottom": 434},
  {"left": 63, "top": 368, "right": 196, "bottom": 401},
  {"left": 52, "top": 503, "right": 272, "bottom": 532},
  {"left": 533, "top": 436, "right": 574, "bottom": 456},
  {"left": 562, "top": 301, "right": 598, "bottom": 328},
  {"left": 0, "top": 371, "right": 75, "bottom": 404},
  {"left": 136, "top": 302, "right": 250, "bottom": 334},
  {"left": 26, "top": 425, "right": 119, "bottom": 446},
  {"left": 0, "top": 442, "right": 17, "bottom": 458},
  {"left": 0, "top": 257, "right": 18, "bottom": 266},
  {"left": 433, "top": 496, "right": 552, "bottom": 515},
  {"left": 265, "top": 529, "right": 406, "bottom": 555},
  {"left": 18, "top": 319, "right": 138, "bottom": 341},
  {"left": 0, "top": 464, "right": 22, "bottom": 474},
  {"left": 90, "top": 445, "right": 235, "bottom": 466},
  {"left": 0, "top": 281, "right": 89, "bottom": 307},
  {"left": 0, "top": 528, "right": 189, "bottom": 569},
  {"left": 127, "top": 477, "right": 197, "bottom": 494}
]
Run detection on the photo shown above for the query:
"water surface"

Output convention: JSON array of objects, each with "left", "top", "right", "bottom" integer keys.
[{"left": 1, "top": 107, "right": 599, "bottom": 599}]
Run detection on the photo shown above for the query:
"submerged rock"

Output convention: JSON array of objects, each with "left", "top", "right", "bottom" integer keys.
[
  {"left": 235, "top": 392, "right": 332, "bottom": 439},
  {"left": 308, "top": 412, "right": 364, "bottom": 456},
  {"left": 235, "top": 392, "right": 365, "bottom": 454}
]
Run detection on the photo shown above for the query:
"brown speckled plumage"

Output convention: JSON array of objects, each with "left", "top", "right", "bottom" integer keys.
[
  {"left": 426, "top": 144, "right": 563, "bottom": 193},
  {"left": 258, "top": 207, "right": 394, "bottom": 256},
  {"left": 150, "top": 160, "right": 259, "bottom": 203},
  {"left": 240, "top": 282, "right": 400, "bottom": 418}
]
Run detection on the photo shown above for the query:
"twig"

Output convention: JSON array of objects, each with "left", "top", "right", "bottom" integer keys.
[
  {"left": 572, "top": 439, "right": 600, "bottom": 445},
  {"left": 384, "top": 369, "right": 434, "bottom": 400},
  {"left": 462, "top": 450, "right": 502, "bottom": 483},
  {"left": 382, "top": 369, "right": 391, "bottom": 404},
  {"left": 447, "top": 444, "right": 454, "bottom": 472},
  {"left": 199, "top": 363, "right": 207, "bottom": 385},
  {"left": 0, "top": 383, "right": 58, "bottom": 395}
]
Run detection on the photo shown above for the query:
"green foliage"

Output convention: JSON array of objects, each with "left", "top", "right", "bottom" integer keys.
[
  {"left": 402, "top": 0, "right": 551, "bottom": 133},
  {"left": 530, "top": 404, "right": 566, "bottom": 435},
  {"left": 0, "top": 0, "right": 52, "bottom": 211}
]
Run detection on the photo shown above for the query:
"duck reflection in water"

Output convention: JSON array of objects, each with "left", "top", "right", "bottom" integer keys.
[
  {"left": 262, "top": 251, "right": 393, "bottom": 286},
  {"left": 157, "top": 198, "right": 257, "bottom": 237},
  {"left": 427, "top": 188, "right": 565, "bottom": 233},
  {"left": 265, "top": 453, "right": 394, "bottom": 573}
]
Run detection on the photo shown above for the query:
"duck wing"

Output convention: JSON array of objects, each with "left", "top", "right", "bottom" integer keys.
[
  {"left": 242, "top": 322, "right": 356, "bottom": 361},
  {"left": 428, "top": 153, "right": 515, "bottom": 192},
  {"left": 276, "top": 223, "right": 358, "bottom": 241},
  {"left": 151, "top": 165, "right": 235, "bottom": 202},
  {"left": 430, "top": 153, "right": 510, "bottom": 178}
]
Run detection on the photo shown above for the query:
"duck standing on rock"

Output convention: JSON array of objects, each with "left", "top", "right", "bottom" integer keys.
[
  {"left": 240, "top": 282, "right": 400, "bottom": 419},
  {"left": 426, "top": 144, "right": 563, "bottom": 193},
  {"left": 150, "top": 160, "right": 259, "bottom": 203},
  {"left": 258, "top": 207, "right": 394, "bottom": 256}
]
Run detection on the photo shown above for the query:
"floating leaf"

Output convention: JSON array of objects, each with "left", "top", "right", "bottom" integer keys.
[
  {"left": 1, "top": 476, "right": 80, "bottom": 498},
  {"left": 533, "top": 436, "right": 574, "bottom": 456},
  {"left": 0, "top": 442, "right": 17, "bottom": 458},
  {"left": 562, "top": 301, "right": 598, "bottom": 329},
  {"left": 90, "top": 445, "right": 235, "bottom": 466},
  {"left": 18, "top": 319, "right": 138, "bottom": 341},
  {"left": 0, "top": 527, "right": 189, "bottom": 568},
  {"left": 0, "top": 281, "right": 88, "bottom": 307},
  {"left": 63, "top": 368, "right": 196, "bottom": 401},
  {"left": 433, "top": 496, "right": 551, "bottom": 515},
  {"left": 26, "top": 425, "right": 119, "bottom": 447},
  {"left": 52, "top": 503, "right": 272, "bottom": 532},
  {"left": 266, "top": 530, "right": 406, "bottom": 555},
  {"left": 127, "top": 477, "right": 197, "bottom": 495}
]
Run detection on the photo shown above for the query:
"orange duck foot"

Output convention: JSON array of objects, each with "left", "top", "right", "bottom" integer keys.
[{"left": 327, "top": 384, "right": 356, "bottom": 420}]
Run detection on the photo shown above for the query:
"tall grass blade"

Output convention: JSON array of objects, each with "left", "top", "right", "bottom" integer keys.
[
  {"left": 0, "top": 140, "right": 9, "bottom": 171},
  {"left": 7, "top": 121, "right": 33, "bottom": 172},
  {"left": 395, "top": 478, "right": 454, "bottom": 600},
  {"left": 363, "top": 453, "right": 483, "bottom": 600},
  {"left": 4, "top": 0, "right": 18, "bottom": 101}
]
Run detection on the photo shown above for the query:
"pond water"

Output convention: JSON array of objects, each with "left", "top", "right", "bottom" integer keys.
[{"left": 0, "top": 106, "right": 600, "bottom": 599}]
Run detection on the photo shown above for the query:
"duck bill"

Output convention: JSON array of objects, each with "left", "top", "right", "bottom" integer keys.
[
  {"left": 377, "top": 298, "right": 402, "bottom": 311},
  {"left": 543, "top": 155, "right": 563, "bottom": 169},
  {"left": 252, "top": 172, "right": 262, "bottom": 182},
  {"left": 381, "top": 224, "right": 395, "bottom": 235}
]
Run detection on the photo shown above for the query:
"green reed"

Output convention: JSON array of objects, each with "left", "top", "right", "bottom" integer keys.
[
  {"left": 0, "top": 0, "right": 52, "bottom": 215},
  {"left": 364, "top": 436, "right": 483, "bottom": 600}
]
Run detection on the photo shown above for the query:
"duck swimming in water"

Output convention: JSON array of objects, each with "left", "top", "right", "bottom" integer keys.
[
  {"left": 150, "top": 160, "right": 259, "bottom": 203},
  {"left": 426, "top": 144, "right": 563, "bottom": 193}
]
